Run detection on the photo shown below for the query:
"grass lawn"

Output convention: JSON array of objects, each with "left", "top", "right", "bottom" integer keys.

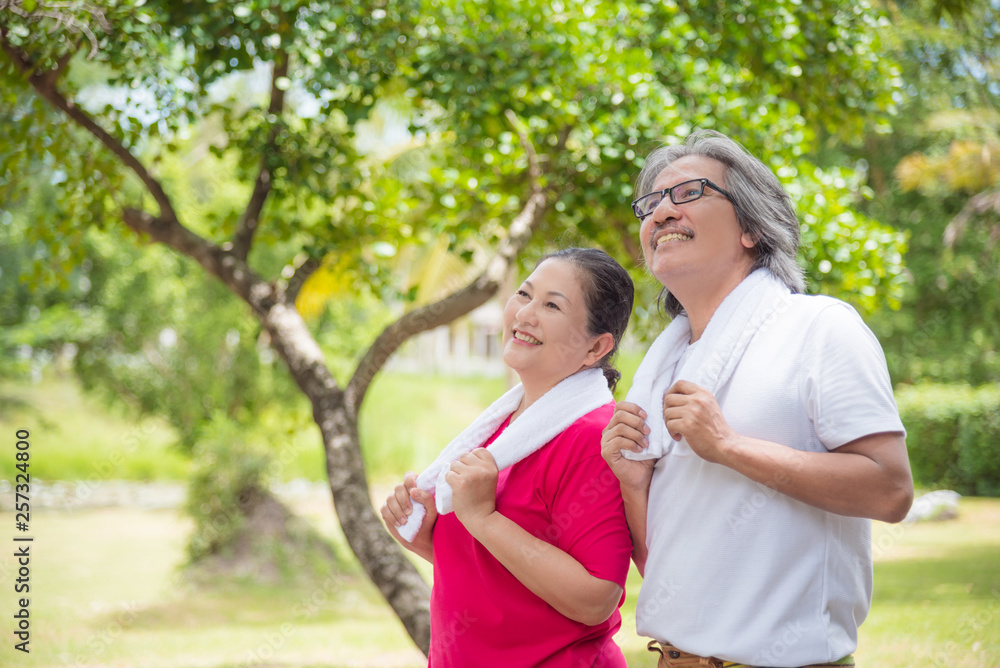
[
  {"left": 0, "top": 494, "right": 997, "bottom": 667},
  {"left": 1, "top": 374, "right": 998, "bottom": 666},
  {"left": 860, "top": 497, "right": 1000, "bottom": 667}
]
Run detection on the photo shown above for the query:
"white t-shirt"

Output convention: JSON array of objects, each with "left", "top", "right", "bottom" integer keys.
[{"left": 635, "top": 294, "right": 906, "bottom": 667}]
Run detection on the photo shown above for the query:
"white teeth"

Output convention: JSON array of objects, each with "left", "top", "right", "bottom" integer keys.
[
  {"left": 513, "top": 331, "right": 542, "bottom": 345},
  {"left": 656, "top": 233, "right": 692, "bottom": 247}
]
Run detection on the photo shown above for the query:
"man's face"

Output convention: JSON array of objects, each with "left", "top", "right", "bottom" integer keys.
[{"left": 638, "top": 155, "right": 754, "bottom": 291}]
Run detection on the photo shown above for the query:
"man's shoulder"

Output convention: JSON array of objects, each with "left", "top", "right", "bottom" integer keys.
[
  {"left": 783, "top": 292, "right": 863, "bottom": 328},
  {"left": 786, "top": 291, "right": 854, "bottom": 313},
  {"left": 782, "top": 292, "right": 885, "bottom": 357}
]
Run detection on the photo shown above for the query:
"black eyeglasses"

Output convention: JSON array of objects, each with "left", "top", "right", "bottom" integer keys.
[{"left": 631, "top": 178, "right": 735, "bottom": 220}]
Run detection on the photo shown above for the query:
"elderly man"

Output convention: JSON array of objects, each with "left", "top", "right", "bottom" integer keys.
[{"left": 602, "top": 130, "right": 913, "bottom": 668}]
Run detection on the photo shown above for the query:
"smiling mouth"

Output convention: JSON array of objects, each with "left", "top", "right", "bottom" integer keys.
[
  {"left": 513, "top": 331, "right": 542, "bottom": 345},
  {"left": 655, "top": 231, "right": 693, "bottom": 248}
]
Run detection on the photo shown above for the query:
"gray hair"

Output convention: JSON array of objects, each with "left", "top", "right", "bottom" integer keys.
[{"left": 635, "top": 130, "right": 805, "bottom": 317}]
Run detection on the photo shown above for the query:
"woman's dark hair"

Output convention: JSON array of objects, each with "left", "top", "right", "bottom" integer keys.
[{"left": 536, "top": 247, "right": 635, "bottom": 392}]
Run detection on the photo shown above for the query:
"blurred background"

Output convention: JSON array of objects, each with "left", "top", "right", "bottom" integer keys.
[{"left": 0, "top": 0, "right": 998, "bottom": 665}]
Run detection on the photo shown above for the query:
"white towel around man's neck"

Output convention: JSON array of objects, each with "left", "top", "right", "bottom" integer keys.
[
  {"left": 397, "top": 367, "right": 613, "bottom": 542},
  {"left": 623, "top": 268, "right": 791, "bottom": 461}
]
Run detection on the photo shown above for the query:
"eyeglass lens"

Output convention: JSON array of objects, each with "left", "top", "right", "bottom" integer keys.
[{"left": 634, "top": 180, "right": 706, "bottom": 217}]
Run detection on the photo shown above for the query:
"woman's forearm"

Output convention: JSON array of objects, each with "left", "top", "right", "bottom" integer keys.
[
  {"left": 463, "top": 512, "right": 623, "bottom": 626},
  {"left": 406, "top": 539, "right": 434, "bottom": 563}
]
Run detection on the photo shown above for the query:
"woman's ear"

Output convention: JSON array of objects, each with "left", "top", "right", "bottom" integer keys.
[{"left": 586, "top": 332, "right": 616, "bottom": 366}]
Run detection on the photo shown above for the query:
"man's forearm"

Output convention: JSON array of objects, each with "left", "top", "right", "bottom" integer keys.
[
  {"left": 621, "top": 484, "right": 650, "bottom": 575},
  {"left": 718, "top": 431, "right": 913, "bottom": 523}
]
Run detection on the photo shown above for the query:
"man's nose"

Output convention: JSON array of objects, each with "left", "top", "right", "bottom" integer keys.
[{"left": 650, "top": 194, "right": 681, "bottom": 225}]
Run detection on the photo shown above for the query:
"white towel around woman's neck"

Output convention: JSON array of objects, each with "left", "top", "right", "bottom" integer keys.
[
  {"left": 623, "top": 268, "right": 791, "bottom": 461},
  {"left": 397, "top": 367, "right": 613, "bottom": 542}
]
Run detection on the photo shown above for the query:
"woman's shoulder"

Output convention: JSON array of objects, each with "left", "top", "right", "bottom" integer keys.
[
  {"left": 569, "top": 401, "right": 615, "bottom": 432},
  {"left": 547, "top": 401, "right": 615, "bottom": 449},
  {"left": 529, "top": 401, "right": 618, "bottom": 496}
]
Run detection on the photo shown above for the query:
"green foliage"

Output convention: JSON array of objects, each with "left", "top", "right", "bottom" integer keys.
[
  {"left": 311, "top": 284, "right": 397, "bottom": 386},
  {"left": 792, "top": 164, "right": 908, "bottom": 313},
  {"left": 0, "top": 202, "right": 101, "bottom": 378},
  {"left": 0, "top": 166, "right": 309, "bottom": 486},
  {"left": 896, "top": 383, "right": 1000, "bottom": 496},
  {"left": 70, "top": 234, "right": 294, "bottom": 448},
  {"left": 845, "top": 0, "right": 1000, "bottom": 385},
  {"left": 0, "top": 0, "right": 910, "bottom": 315},
  {"left": 393, "top": 0, "right": 908, "bottom": 312}
]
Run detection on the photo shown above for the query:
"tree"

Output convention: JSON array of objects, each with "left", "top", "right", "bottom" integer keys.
[
  {"left": 847, "top": 0, "right": 1000, "bottom": 384},
  {"left": 1, "top": 0, "right": 908, "bottom": 652}
]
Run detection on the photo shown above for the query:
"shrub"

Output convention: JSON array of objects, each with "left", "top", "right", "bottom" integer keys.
[
  {"left": 185, "top": 416, "right": 341, "bottom": 583},
  {"left": 895, "top": 383, "right": 1000, "bottom": 496}
]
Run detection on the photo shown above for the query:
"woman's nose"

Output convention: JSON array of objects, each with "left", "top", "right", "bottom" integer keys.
[{"left": 517, "top": 300, "right": 539, "bottom": 324}]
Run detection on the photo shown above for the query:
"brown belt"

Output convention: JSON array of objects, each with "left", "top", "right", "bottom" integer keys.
[
  {"left": 647, "top": 640, "right": 857, "bottom": 668},
  {"left": 647, "top": 641, "right": 737, "bottom": 668}
]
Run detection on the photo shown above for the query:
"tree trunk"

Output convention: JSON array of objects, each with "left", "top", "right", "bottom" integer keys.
[{"left": 260, "top": 302, "right": 432, "bottom": 653}]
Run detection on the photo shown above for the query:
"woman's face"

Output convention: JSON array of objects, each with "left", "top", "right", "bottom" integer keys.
[{"left": 501, "top": 259, "right": 606, "bottom": 392}]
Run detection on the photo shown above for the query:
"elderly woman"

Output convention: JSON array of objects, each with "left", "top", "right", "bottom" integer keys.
[{"left": 383, "top": 247, "right": 636, "bottom": 667}]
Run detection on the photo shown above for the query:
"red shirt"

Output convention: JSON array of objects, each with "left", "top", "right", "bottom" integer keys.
[{"left": 428, "top": 403, "right": 631, "bottom": 667}]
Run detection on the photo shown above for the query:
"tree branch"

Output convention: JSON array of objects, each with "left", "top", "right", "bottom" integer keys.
[
  {"left": 122, "top": 208, "right": 275, "bottom": 316},
  {"left": 276, "top": 254, "right": 322, "bottom": 304},
  {"left": 231, "top": 51, "right": 289, "bottom": 262},
  {"left": 346, "top": 192, "right": 546, "bottom": 412},
  {"left": 611, "top": 215, "right": 644, "bottom": 268},
  {"left": 504, "top": 109, "right": 541, "bottom": 182},
  {"left": 346, "top": 111, "right": 550, "bottom": 411},
  {"left": 944, "top": 189, "right": 1000, "bottom": 248},
  {"left": 0, "top": 30, "right": 179, "bottom": 224},
  {"left": 1, "top": 1, "right": 110, "bottom": 58},
  {"left": 44, "top": 42, "right": 78, "bottom": 84}
]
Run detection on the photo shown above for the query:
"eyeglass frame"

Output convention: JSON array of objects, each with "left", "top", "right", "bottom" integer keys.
[{"left": 630, "top": 178, "right": 736, "bottom": 220}]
